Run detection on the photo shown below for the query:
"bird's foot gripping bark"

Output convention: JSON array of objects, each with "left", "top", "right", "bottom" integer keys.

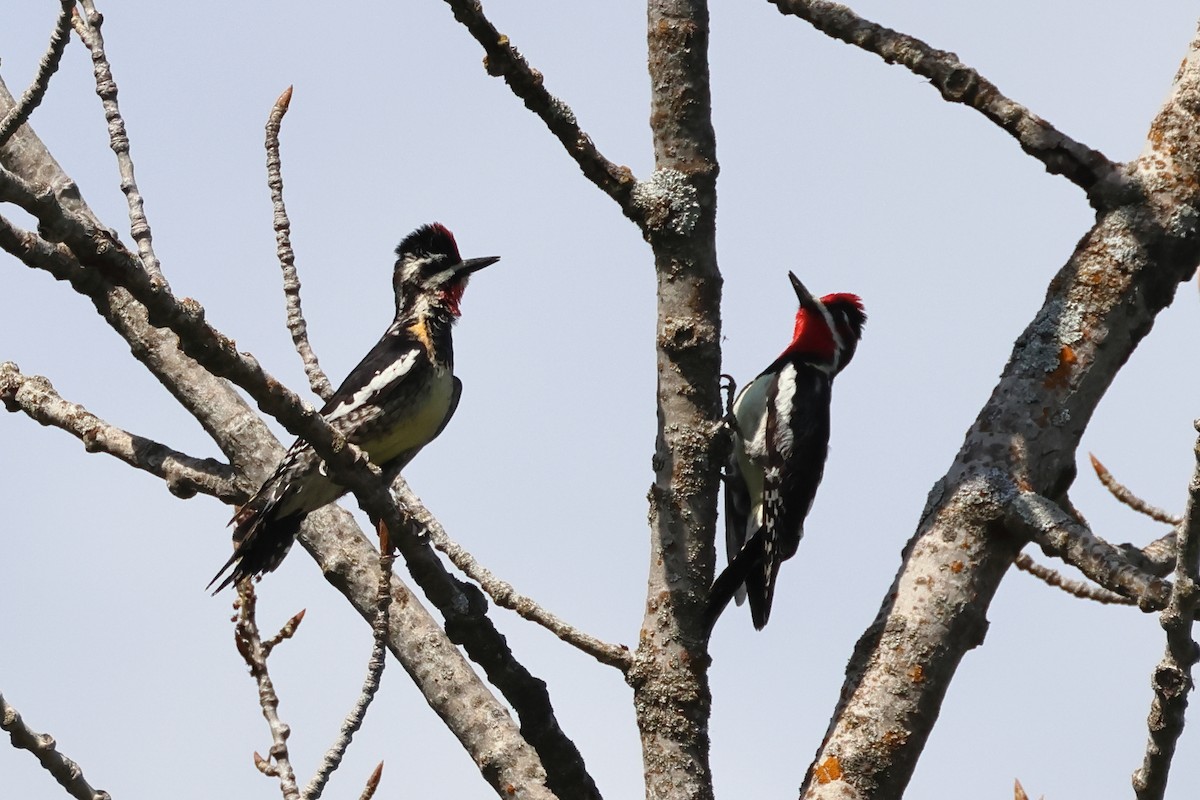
[{"left": 718, "top": 373, "right": 742, "bottom": 439}]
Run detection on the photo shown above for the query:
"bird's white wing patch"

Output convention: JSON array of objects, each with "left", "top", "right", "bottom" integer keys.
[
  {"left": 734, "top": 373, "right": 772, "bottom": 462},
  {"left": 325, "top": 350, "right": 419, "bottom": 422},
  {"left": 771, "top": 362, "right": 798, "bottom": 455}
]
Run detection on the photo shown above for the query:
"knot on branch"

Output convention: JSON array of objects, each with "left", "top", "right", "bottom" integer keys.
[
  {"left": 632, "top": 169, "right": 700, "bottom": 237},
  {"left": 940, "top": 64, "right": 978, "bottom": 102},
  {"left": 948, "top": 467, "right": 1018, "bottom": 521},
  {"left": 0, "top": 361, "right": 22, "bottom": 410},
  {"left": 1152, "top": 663, "right": 1192, "bottom": 701}
]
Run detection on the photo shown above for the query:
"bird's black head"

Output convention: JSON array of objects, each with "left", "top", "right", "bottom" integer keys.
[{"left": 393, "top": 223, "right": 499, "bottom": 317}]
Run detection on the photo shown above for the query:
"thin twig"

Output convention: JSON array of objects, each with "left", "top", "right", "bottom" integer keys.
[
  {"left": 0, "top": 0, "right": 75, "bottom": 147},
  {"left": 439, "top": 0, "right": 641, "bottom": 221},
  {"left": 1, "top": 692, "right": 111, "bottom": 800},
  {"left": 1091, "top": 453, "right": 1183, "bottom": 525},
  {"left": 1014, "top": 551, "right": 1133, "bottom": 605},
  {"left": 358, "top": 763, "right": 384, "bottom": 800},
  {"left": 1132, "top": 423, "right": 1200, "bottom": 799},
  {"left": 71, "top": 1, "right": 165, "bottom": 286},
  {"left": 303, "top": 531, "right": 393, "bottom": 799},
  {"left": 262, "top": 609, "right": 306, "bottom": 657},
  {"left": 0, "top": 361, "right": 244, "bottom": 501},
  {"left": 235, "top": 583, "right": 300, "bottom": 799},
  {"left": 393, "top": 478, "right": 633, "bottom": 672},
  {"left": 266, "top": 86, "right": 332, "bottom": 401},
  {"left": 766, "top": 0, "right": 1121, "bottom": 201}
]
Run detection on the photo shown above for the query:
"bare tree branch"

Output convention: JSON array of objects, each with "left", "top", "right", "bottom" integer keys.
[
  {"left": 1014, "top": 551, "right": 1133, "bottom": 606},
  {"left": 439, "top": 0, "right": 641, "bottom": 221},
  {"left": 0, "top": 57, "right": 578, "bottom": 800},
  {"left": 0, "top": 0, "right": 74, "bottom": 148},
  {"left": 0, "top": 361, "right": 244, "bottom": 501},
  {"left": 357, "top": 491, "right": 593, "bottom": 800},
  {"left": 800, "top": 19, "right": 1200, "bottom": 797},
  {"left": 766, "top": 0, "right": 1121, "bottom": 201},
  {"left": 3, "top": 53, "right": 606, "bottom": 794},
  {"left": 265, "top": 85, "right": 332, "bottom": 401},
  {"left": 393, "top": 478, "right": 633, "bottom": 671},
  {"left": 303, "top": 540, "right": 394, "bottom": 800},
  {"left": 210, "top": 400, "right": 572, "bottom": 800},
  {"left": 70, "top": 1, "right": 164, "bottom": 286},
  {"left": 1010, "top": 491, "right": 1172, "bottom": 609},
  {"left": 0, "top": 93, "right": 270, "bottom": 464},
  {"left": 0, "top": 200, "right": 570, "bottom": 799},
  {"left": 1132, "top": 423, "right": 1200, "bottom": 799},
  {"left": 1091, "top": 453, "right": 1183, "bottom": 525},
  {"left": 1, "top": 691, "right": 111, "bottom": 800},
  {"left": 287, "top": 500, "right": 567, "bottom": 800},
  {"left": 623, "top": 3, "right": 723, "bottom": 800},
  {"left": 0, "top": 159, "right": 337, "bottom": 454},
  {"left": 235, "top": 583, "right": 301, "bottom": 799}
]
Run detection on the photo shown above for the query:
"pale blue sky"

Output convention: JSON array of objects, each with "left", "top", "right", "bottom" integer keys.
[{"left": 2, "top": 2, "right": 1199, "bottom": 798}]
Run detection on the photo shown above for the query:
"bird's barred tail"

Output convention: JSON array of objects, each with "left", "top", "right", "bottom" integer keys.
[
  {"left": 206, "top": 495, "right": 303, "bottom": 594},
  {"left": 706, "top": 528, "right": 783, "bottom": 633},
  {"left": 707, "top": 532, "right": 762, "bottom": 634},
  {"left": 745, "top": 534, "right": 781, "bottom": 631}
]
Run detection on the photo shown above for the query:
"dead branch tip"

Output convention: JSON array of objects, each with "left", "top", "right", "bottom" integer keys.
[
  {"left": 360, "top": 761, "right": 384, "bottom": 800},
  {"left": 275, "top": 86, "right": 293, "bottom": 112}
]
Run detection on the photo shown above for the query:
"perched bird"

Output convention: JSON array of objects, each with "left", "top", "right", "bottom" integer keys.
[
  {"left": 706, "top": 272, "right": 865, "bottom": 631},
  {"left": 209, "top": 223, "right": 498, "bottom": 592}
]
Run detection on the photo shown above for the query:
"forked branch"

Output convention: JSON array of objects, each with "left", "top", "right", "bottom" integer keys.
[
  {"left": 1010, "top": 491, "right": 1172, "bottom": 609},
  {"left": 799, "top": 19, "right": 1200, "bottom": 795},
  {"left": 234, "top": 583, "right": 301, "bottom": 798},
  {"left": 0, "top": 66, "right": 566, "bottom": 800}
]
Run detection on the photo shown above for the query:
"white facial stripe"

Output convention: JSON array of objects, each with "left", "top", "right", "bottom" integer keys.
[
  {"left": 423, "top": 267, "right": 457, "bottom": 286},
  {"left": 400, "top": 258, "right": 424, "bottom": 285},
  {"left": 325, "top": 350, "right": 419, "bottom": 421},
  {"left": 814, "top": 303, "right": 845, "bottom": 369}
]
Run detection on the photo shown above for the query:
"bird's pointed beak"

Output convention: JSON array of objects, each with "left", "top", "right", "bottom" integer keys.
[
  {"left": 788, "top": 271, "right": 822, "bottom": 314},
  {"left": 456, "top": 255, "right": 500, "bottom": 276}
]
